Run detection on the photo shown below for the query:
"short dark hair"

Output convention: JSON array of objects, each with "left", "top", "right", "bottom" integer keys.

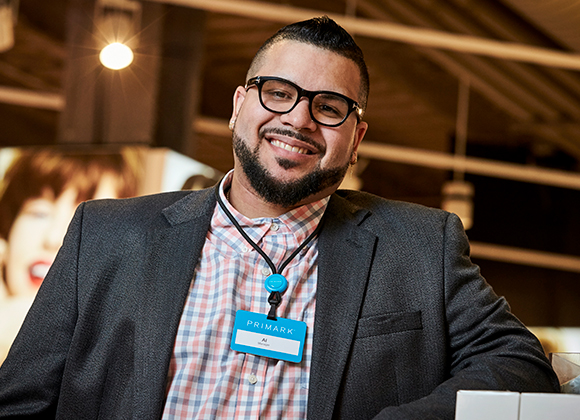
[
  {"left": 247, "top": 16, "right": 370, "bottom": 114},
  {"left": 0, "top": 148, "right": 139, "bottom": 240}
]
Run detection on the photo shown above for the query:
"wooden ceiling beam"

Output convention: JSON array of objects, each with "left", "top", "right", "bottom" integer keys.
[{"left": 143, "top": 0, "right": 580, "bottom": 70}]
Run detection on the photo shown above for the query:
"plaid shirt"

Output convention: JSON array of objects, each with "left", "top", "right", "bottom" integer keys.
[{"left": 162, "top": 173, "right": 328, "bottom": 419}]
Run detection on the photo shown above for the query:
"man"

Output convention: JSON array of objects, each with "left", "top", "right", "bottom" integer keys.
[{"left": 0, "top": 16, "right": 559, "bottom": 420}]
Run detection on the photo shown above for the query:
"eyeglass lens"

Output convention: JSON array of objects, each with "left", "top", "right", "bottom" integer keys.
[{"left": 260, "top": 78, "right": 350, "bottom": 126}]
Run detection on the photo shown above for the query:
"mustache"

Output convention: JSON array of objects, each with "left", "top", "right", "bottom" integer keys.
[{"left": 259, "top": 127, "right": 326, "bottom": 154}]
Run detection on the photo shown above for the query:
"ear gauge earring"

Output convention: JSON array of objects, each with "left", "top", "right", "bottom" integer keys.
[{"left": 350, "top": 153, "right": 358, "bottom": 165}]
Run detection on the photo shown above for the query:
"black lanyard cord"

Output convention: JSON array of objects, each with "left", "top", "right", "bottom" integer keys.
[
  {"left": 215, "top": 182, "right": 324, "bottom": 320},
  {"left": 215, "top": 182, "right": 323, "bottom": 277}
]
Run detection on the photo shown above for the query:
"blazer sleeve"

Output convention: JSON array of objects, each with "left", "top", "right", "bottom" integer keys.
[
  {"left": 0, "top": 202, "right": 85, "bottom": 418},
  {"left": 372, "top": 213, "right": 560, "bottom": 420}
]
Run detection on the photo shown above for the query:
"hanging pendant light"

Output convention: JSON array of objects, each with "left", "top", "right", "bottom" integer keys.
[
  {"left": 442, "top": 78, "right": 475, "bottom": 230},
  {"left": 94, "top": 0, "right": 141, "bottom": 70},
  {"left": 442, "top": 179, "right": 474, "bottom": 230}
]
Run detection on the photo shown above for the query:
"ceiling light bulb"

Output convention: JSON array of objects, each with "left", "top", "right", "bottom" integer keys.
[{"left": 99, "top": 42, "right": 134, "bottom": 70}]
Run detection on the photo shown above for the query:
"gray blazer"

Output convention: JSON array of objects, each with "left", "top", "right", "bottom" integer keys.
[{"left": 0, "top": 187, "right": 559, "bottom": 419}]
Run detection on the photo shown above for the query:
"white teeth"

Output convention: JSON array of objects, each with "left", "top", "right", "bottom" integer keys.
[
  {"left": 30, "top": 263, "right": 51, "bottom": 279},
  {"left": 271, "top": 139, "right": 309, "bottom": 155}
]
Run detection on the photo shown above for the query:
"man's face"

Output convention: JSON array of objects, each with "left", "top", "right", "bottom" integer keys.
[{"left": 230, "top": 40, "right": 368, "bottom": 207}]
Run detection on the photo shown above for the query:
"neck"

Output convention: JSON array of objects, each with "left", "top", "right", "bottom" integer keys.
[{"left": 227, "top": 173, "right": 297, "bottom": 218}]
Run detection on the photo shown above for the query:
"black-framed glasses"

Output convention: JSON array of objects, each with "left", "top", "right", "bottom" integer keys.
[{"left": 245, "top": 76, "right": 363, "bottom": 127}]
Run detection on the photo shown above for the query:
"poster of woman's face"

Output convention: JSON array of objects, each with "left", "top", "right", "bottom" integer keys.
[
  {"left": 0, "top": 146, "right": 220, "bottom": 363},
  {"left": 0, "top": 147, "right": 141, "bottom": 361},
  {"left": 0, "top": 148, "right": 140, "bottom": 298}
]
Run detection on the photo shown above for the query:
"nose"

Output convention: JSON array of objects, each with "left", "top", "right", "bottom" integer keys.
[{"left": 279, "top": 97, "right": 317, "bottom": 131}]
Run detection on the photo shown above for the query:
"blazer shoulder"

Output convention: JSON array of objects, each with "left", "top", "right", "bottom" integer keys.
[
  {"left": 79, "top": 188, "right": 215, "bottom": 230},
  {"left": 333, "top": 189, "right": 450, "bottom": 225}
]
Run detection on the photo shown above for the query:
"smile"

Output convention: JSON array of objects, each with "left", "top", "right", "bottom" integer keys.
[
  {"left": 270, "top": 139, "right": 312, "bottom": 155},
  {"left": 29, "top": 261, "right": 51, "bottom": 286}
]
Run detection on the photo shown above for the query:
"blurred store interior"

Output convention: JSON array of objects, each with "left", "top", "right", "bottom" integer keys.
[{"left": 1, "top": 0, "right": 580, "bottom": 335}]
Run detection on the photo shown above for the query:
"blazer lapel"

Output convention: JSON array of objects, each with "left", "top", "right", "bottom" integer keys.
[
  {"left": 132, "top": 188, "right": 216, "bottom": 418},
  {"left": 308, "top": 194, "right": 377, "bottom": 420},
  {"left": 125, "top": 187, "right": 375, "bottom": 418}
]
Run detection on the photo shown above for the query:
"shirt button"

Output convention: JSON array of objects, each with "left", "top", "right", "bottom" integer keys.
[
  {"left": 241, "top": 245, "right": 250, "bottom": 253},
  {"left": 262, "top": 267, "right": 272, "bottom": 276},
  {"left": 270, "top": 222, "right": 280, "bottom": 232},
  {"left": 248, "top": 374, "right": 258, "bottom": 385}
]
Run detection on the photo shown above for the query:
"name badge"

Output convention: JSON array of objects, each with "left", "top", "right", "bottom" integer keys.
[{"left": 231, "top": 310, "right": 307, "bottom": 363}]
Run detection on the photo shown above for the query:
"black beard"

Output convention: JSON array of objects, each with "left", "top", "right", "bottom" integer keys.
[{"left": 232, "top": 131, "right": 350, "bottom": 208}]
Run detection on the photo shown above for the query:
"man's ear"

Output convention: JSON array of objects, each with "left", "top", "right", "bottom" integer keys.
[
  {"left": 352, "top": 120, "right": 368, "bottom": 155},
  {"left": 230, "top": 86, "right": 247, "bottom": 126}
]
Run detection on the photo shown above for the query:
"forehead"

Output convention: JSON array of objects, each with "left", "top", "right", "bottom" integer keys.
[{"left": 253, "top": 40, "right": 361, "bottom": 100}]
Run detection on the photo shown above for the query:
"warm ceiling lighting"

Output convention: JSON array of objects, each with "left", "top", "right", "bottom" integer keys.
[
  {"left": 99, "top": 42, "right": 134, "bottom": 70},
  {"left": 95, "top": 0, "right": 140, "bottom": 70}
]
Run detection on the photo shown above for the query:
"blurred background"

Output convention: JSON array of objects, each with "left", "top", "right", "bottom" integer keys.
[{"left": 1, "top": 0, "right": 580, "bottom": 333}]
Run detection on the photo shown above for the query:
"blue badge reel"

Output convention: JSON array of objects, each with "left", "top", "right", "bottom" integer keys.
[{"left": 264, "top": 274, "right": 287, "bottom": 293}]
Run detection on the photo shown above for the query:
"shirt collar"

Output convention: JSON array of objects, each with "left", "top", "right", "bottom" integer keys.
[{"left": 213, "top": 170, "right": 329, "bottom": 243}]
